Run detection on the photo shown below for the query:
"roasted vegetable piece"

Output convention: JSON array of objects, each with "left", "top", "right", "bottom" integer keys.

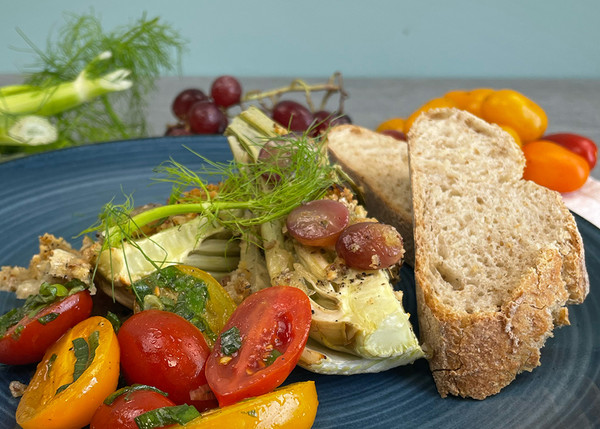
[
  {"left": 543, "top": 132, "right": 597, "bottom": 170},
  {"left": 523, "top": 139, "right": 590, "bottom": 192},
  {"left": 0, "top": 280, "right": 92, "bottom": 365},
  {"left": 480, "top": 89, "right": 548, "bottom": 142},
  {"left": 170, "top": 381, "right": 318, "bottom": 429},
  {"left": 118, "top": 309, "right": 217, "bottom": 411},
  {"left": 130, "top": 265, "right": 237, "bottom": 347},
  {"left": 205, "top": 286, "right": 312, "bottom": 407},
  {"left": 225, "top": 107, "right": 424, "bottom": 374},
  {"left": 15, "top": 316, "right": 120, "bottom": 429}
]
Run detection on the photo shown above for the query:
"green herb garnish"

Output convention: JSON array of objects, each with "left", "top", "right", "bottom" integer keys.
[
  {"left": 55, "top": 330, "right": 100, "bottom": 395},
  {"left": 135, "top": 404, "right": 200, "bottom": 429},
  {"left": 37, "top": 312, "right": 59, "bottom": 325},
  {"left": 104, "top": 384, "right": 168, "bottom": 406},
  {"left": 264, "top": 349, "right": 283, "bottom": 366},
  {"left": 220, "top": 326, "right": 242, "bottom": 356}
]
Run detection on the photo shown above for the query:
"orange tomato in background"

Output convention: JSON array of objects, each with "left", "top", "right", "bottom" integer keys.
[
  {"left": 444, "top": 88, "right": 493, "bottom": 117},
  {"left": 480, "top": 89, "right": 548, "bottom": 142},
  {"left": 376, "top": 117, "right": 405, "bottom": 133},
  {"left": 499, "top": 124, "right": 522, "bottom": 147},
  {"left": 522, "top": 140, "right": 590, "bottom": 193}
]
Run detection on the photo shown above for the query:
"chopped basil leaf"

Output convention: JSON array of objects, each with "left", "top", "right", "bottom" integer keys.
[
  {"left": 55, "top": 330, "right": 100, "bottom": 395},
  {"left": 135, "top": 404, "right": 200, "bottom": 428},
  {"left": 105, "top": 311, "right": 122, "bottom": 333},
  {"left": 104, "top": 384, "right": 168, "bottom": 406},
  {"left": 46, "top": 353, "right": 58, "bottom": 376},
  {"left": 131, "top": 266, "right": 216, "bottom": 341},
  {"left": 264, "top": 349, "right": 283, "bottom": 366},
  {"left": 220, "top": 326, "right": 242, "bottom": 356},
  {"left": 11, "top": 325, "right": 24, "bottom": 340},
  {"left": 37, "top": 312, "right": 59, "bottom": 325},
  {"left": 244, "top": 409, "right": 258, "bottom": 418}
]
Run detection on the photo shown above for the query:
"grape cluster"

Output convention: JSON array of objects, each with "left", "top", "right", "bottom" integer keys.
[
  {"left": 167, "top": 76, "right": 242, "bottom": 136},
  {"left": 166, "top": 75, "right": 351, "bottom": 137}
]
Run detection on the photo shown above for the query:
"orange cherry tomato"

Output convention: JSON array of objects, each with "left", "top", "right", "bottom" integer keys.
[
  {"left": 376, "top": 117, "right": 405, "bottom": 133},
  {"left": 16, "top": 316, "right": 120, "bottom": 429},
  {"left": 404, "top": 97, "right": 458, "bottom": 134},
  {"left": 522, "top": 140, "right": 590, "bottom": 193},
  {"left": 499, "top": 125, "right": 522, "bottom": 147},
  {"left": 171, "top": 381, "right": 318, "bottom": 429},
  {"left": 444, "top": 88, "right": 494, "bottom": 117},
  {"left": 480, "top": 89, "right": 548, "bottom": 142}
]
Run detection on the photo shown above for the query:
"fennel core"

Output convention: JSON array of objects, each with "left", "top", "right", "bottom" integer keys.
[{"left": 89, "top": 134, "right": 339, "bottom": 249}]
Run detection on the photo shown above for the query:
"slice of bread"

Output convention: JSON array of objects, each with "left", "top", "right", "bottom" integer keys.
[
  {"left": 326, "top": 125, "right": 414, "bottom": 266},
  {"left": 408, "top": 108, "right": 589, "bottom": 399}
]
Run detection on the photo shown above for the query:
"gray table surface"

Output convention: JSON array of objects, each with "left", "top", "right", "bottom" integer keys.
[{"left": 2, "top": 75, "right": 599, "bottom": 180}]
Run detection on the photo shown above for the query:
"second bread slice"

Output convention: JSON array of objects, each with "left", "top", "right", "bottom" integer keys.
[{"left": 408, "top": 108, "right": 589, "bottom": 399}]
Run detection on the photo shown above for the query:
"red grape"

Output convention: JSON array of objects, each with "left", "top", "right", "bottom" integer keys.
[
  {"left": 287, "top": 200, "right": 350, "bottom": 247},
  {"left": 312, "top": 110, "right": 352, "bottom": 135},
  {"left": 172, "top": 88, "right": 208, "bottom": 120},
  {"left": 272, "top": 100, "right": 314, "bottom": 132},
  {"left": 257, "top": 138, "right": 294, "bottom": 183},
  {"left": 188, "top": 101, "right": 227, "bottom": 134},
  {"left": 336, "top": 222, "right": 404, "bottom": 270},
  {"left": 165, "top": 123, "right": 192, "bottom": 136},
  {"left": 211, "top": 75, "right": 242, "bottom": 108}
]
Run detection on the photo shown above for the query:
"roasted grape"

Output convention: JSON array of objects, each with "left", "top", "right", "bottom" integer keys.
[
  {"left": 336, "top": 222, "right": 404, "bottom": 270},
  {"left": 286, "top": 200, "right": 350, "bottom": 247},
  {"left": 312, "top": 110, "right": 352, "bottom": 135}
]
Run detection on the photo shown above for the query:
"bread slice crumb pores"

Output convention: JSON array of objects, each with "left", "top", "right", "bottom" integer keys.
[{"left": 408, "top": 108, "right": 589, "bottom": 399}]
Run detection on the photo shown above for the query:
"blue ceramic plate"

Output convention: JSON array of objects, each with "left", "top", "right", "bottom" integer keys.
[{"left": 0, "top": 137, "right": 598, "bottom": 429}]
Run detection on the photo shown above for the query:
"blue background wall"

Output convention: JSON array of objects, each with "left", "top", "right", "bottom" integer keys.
[{"left": 0, "top": 0, "right": 598, "bottom": 78}]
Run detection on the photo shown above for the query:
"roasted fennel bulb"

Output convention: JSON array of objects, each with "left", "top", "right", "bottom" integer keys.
[{"left": 224, "top": 107, "right": 424, "bottom": 374}]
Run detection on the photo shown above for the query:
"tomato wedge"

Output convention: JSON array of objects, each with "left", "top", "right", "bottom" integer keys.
[
  {"left": 205, "top": 286, "right": 312, "bottom": 407},
  {"left": 15, "top": 316, "right": 120, "bottom": 429},
  {"left": 0, "top": 285, "right": 93, "bottom": 365}
]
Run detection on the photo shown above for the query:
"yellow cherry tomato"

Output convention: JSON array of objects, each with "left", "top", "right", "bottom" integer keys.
[
  {"left": 480, "top": 89, "right": 548, "bottom": 142},
  {"left": 444, "top": 88, "right": 494, "bottom": 117},
  {"left": 16, "top": 316, "right": 120, "bottom": 429},
  {"left": 404, "top": 97, "right": 458, "bottom": 134},
  {"left": 173, "top": 381, "right": 318, "bottom": 429},
  {"left": 376, "top": 117, "right": 405, "bottom": 133},
  {"left": 499, "top": 124, "right": 522, "bottom": 147}
]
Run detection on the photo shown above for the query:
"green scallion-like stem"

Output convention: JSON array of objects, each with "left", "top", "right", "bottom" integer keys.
[{"left": 0, "top": 115, "right": 58, "bottom": 145}]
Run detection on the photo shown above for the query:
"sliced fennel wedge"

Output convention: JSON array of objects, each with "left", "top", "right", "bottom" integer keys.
[{"left": 225, "top": 107, "right": 424, "bottom": 373}]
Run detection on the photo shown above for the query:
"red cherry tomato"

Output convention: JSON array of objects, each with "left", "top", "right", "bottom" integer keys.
[
  {"left": 542, "top": 133, "right": 597, "bottom": 170},
  {"left": 205, "top": 286, "right": 312, "bottom": 407},
  {"left": 0, "top": 290, "right": 93, "bottom": 365},
  {"left": 118, "top": 310, "right": 217, "bottom": 411},
  {"left": 90, "top": 386, "right": 176, "bottom": 429},
  {"left": 286, "top": 199, "right": 350, "bottom": 247}
]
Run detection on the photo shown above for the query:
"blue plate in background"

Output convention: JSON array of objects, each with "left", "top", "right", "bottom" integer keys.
[{"left": 0, "top": 136, "right": 599, "bottom": 428}]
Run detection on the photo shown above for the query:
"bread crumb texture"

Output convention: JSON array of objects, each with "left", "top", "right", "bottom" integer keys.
[{"left": 409, "top": 108, "right": 589, "bottom": 399}]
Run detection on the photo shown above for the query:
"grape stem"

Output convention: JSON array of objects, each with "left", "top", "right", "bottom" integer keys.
[{"left": 240, "top": 72, "right": 347, "bottom": 114}]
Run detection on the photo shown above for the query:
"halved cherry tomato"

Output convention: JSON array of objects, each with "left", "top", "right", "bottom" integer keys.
[
  {"left": 480, "top": 89, "right": 548, "bottom": 142},
  {"left": 444, "top": 88, "right": 494, "bottom": 117},
  {"left": 205, "top": 286, "right": 312, "bottom": 407},
  {"left": 404, "top": 97, "right": 458, "bottom": 134},
  {"left": 118, "top": 309, "right": 217, "bottom": 411},
  {"left": 522, "top": 140, "right": 590, "bottom": 193},
  {"left": 16, "top": 316, "right": 120, "bottom": 429},
  {"left": 286, "top": 199, "right": 350, "bottom": 247},
  {"left": 172, "top": 381, "right": 318, "bottom": 429},
  {"left": 543, "top": 132, "right": 597, "bottom": 170},
  {"left": 0, "top": 289, "right": 93, "bottom": 365},
  {"left": 90, "top": 385, "right": 177, "bottom": 429}
]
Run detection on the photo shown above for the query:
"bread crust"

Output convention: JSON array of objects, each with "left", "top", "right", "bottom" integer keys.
[{"left": 409, "top": 108, "right": 589, "bottom": 399}]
